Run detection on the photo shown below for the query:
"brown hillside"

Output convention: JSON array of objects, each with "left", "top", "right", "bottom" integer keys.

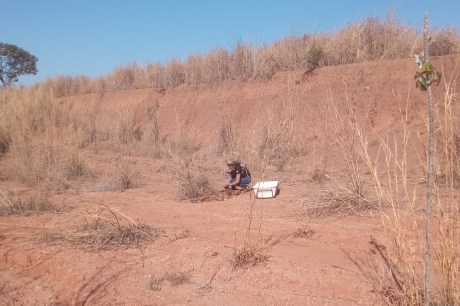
[{"left": 67, "top": 55, "right": 459, "bottom": 144}]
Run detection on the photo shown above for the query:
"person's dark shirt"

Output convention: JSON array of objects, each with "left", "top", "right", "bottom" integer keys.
[{"left": 229, "top": 163, "right": 250, "bottom": 179}]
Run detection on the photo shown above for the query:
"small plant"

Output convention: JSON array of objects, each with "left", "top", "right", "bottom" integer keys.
[
  {"left": 149, "top": 268, "right": 192, "bottom": 291},
  {"left": 293, "top": 225, "right": 315, "bottom": 239},
  {"left": 231, "top": 240, "right": 270, "bottom": 269},
  {"left": 414, "top": 61, "right": 442, "bottom": 91},
  {"left": 309, "top": 168, "right": 329, "bottom": 183},
  {"left": 306, "top": 45, "right": 324, "bottom": 71},
  {"left": 163, "top": 270, "right": 192, "bottom": 286},
  {"left": 102, "top": 155, "right": 139, "bottom": 191},
  {"left": 173, "top": 164, "right": 214, "bottom": 200}
]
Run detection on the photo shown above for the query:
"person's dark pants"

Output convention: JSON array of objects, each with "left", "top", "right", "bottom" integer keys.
[{"left": 230, "top": 176, "right": 251, "bottom": 186}]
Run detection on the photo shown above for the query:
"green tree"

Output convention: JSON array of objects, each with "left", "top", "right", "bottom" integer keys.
[{"left": 0, "top": 43, "right": 38, "bottom": 87}]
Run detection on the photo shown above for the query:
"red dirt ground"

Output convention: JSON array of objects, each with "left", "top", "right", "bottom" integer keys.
[{"left": 1, "top": 55, "right": 459, "bottom": 305}]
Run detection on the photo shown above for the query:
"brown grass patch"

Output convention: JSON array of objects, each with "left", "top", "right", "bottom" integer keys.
[
  {"left": 293, "top": 224, "right": 316, "bottom": 239},
  {"left": 0, "top": 189, "right": 56, "bottom": 216},
  {"left": 230, "top": 240, "right": 270, "bottom": 269},
  {"left": 306, "top": 187, "right": 376, "bottom": 218},
  {"left": 47, "top": 205, "right": 163, "bottom": 250},
  {"left": 173, "top": 164, "right": 215, "bottom": 200},
  {"left": 149, "top": 268, "right": 192, "bottom": 291}
]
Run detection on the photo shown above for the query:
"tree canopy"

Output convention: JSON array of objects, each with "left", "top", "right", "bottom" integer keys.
[{"left": 0, "top": 43, "right": 38, "bottom": 87}]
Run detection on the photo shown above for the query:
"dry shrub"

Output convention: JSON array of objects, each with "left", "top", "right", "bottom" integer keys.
[
  {"left": 140, "top": 97, "right": 163, "bottom": 158},
  {"left": 116, "top": 108, "right": 142, "bottom": 145},
  {"left": 49, "top": 205, "right": 164, "bottom": 250},
  {"left": 101, "top": 155, "right": 139, "bottom": 191},
  {"left": 216, "top": 115, "right": 238, "bottom": 155},
  {"left": 293, "top": 224, "right": 315, "bottom": 239},
  {"left": 163, "top": 270, "right": 192, "bottom": 286},
  {"left": 46, "top": 75, "right": 94, "bottom": 98},
  {"left": 1, "top": 86, "right": 89, "bottom": 190},
  {"left": 173, "top": 164, "right": 214, "bottom": 200},
  {"left": 307, "top": 187, "right": 375, "bottom": 218},
  {"left": 10, "top": 140, "right": 89, "bottom": 191},
  {"left": 309, "top": 168, "right": 329, "bottom": 184},
  {"left": 430, "top": 27, "right": 460, "bottom": 56},
  {"left": 149, "top": 268, "right": 192, "bottom": 291},
  {"left": 78, "top": 98, "right": 110, "bottom": 147},
  {"left": 232, "top": 42, "right": 254, "bottom": 80},
  {"left": 0, "top": 126, "right": 11, "bottom": 155},
  {"left": 106, "top": 62, "right": 145, "bottom": 91},
  {"left": 164, "top": 58, "right": 185, "bottom": 88},
  {"left": 0, "top": 189, "right": 55, "bottom": 216},
  {"left": 257, "top": 96, "right": 305, "bottom": 171},
  {"left": 231, "top": 239, "right": 270, "bottom": 269}
]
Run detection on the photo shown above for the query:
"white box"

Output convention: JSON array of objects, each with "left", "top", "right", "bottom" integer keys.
[{"left": 252, "top": 181, "right": 279, "bottom": 198}]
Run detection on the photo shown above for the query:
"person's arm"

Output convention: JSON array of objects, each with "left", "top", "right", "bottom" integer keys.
[{"left": 229, "top": 173, "right": 241, "bottom": 186}]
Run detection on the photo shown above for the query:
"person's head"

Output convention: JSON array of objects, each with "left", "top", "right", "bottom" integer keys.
[{"left": 226, "top": 160, "right": 235, "bottom": 170}]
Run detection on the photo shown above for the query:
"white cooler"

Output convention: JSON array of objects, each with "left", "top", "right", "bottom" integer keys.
[{"left": 252, "top": 181, "right": 279, "bottom": 198}]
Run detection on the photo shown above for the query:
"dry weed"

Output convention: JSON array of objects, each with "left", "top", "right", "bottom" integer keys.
[
  {"left": 48, "top": 205, "right": 163, "bottom": 250},
  {"left": 309, "top": 168, "right": 329, "bottom": 184},
  {"left": 306, "top": 187, "right": 376, "bottom": 218},
  {"left": 293, "top": 224, "right": 316, "bottom": 239},
  {"left": 0, "top": 189, "right": 55, "bottom": 216},
  {"left": 231, "top": 239, "right": 270, "bottom": 269},
  {"left": 99, "top": 155, "right": 139, "bottom": 191},
  {"left": 172, "top": 164, "right": 214, "bottom": 200},
  {"left": 149, "top": 268, "right": 192, "bottom": 291}
]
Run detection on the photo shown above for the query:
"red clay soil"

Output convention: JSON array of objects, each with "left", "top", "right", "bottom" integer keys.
[{"left": 1, "top": 55, "right": 459, "bottom": 305}]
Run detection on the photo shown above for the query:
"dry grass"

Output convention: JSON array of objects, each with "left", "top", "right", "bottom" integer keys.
[
  {"left": 350, "top": 70, "right": 460, "bottom": 305},
  {"left": 309, "top": 168, "right": 329, "bottom": 184},
  {"left": 149, "top": 268, "right": 192, "bottom": 291},
  {"left": 31, "top": 16, "right": 459, "bottom": 97},
  {"left": 0, "top": 189, "right": 55, "bottom": 216},
  {"left": 0, "top": 86, "right": 90, "bottom": 192},
  {"left": 172, "top": 163, "right": 215, "bottom": 200},
  {"left": 47, "top": 205, "right": 164, "bottom": 250},
  {"left": 306, "top": 187, "right": 376, "bottom": 218},
  {"left": 230, "top": 239, "right": 270, "bottom": 269},
  {"left": 100, "top": 155, "right": 139, "bottom": 191},
  {"left": 293, "top": 224, "right": 316, "bottom": 239}
]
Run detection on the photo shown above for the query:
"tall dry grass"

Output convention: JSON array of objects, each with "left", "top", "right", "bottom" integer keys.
[
  {"left": 351, "top": 68, "right": 460, "bottom": 304},
  {"left": 34, "top": 16, "right": 459, "bottom": 97},
  {"left": 0, "top": 86, "right": 89, "bottom": 191}
]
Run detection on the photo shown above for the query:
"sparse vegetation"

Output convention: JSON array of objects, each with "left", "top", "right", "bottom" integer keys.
[
  {"left": 149, "top": 268, "right": 192, "bottom": 291},
  {"left": 173, "top": 164, "right": 215, "bottom": 200},
  {"left": 230, "top": 239, "right": 270, "bottom": 269},
  {"left": 33, "top": 17, "right": 459, "bottom": 96},
  {"left": 47, "top": 205, "right": 164, "bottom": 250},
  {"left": 0, "top": 189, "right": 55, "bottom": 216},
  {"left": 293, "top": 224, "right": 315, "bottom": 239},
  {"left": 351, "top": 70, "right": 460, "bottom": 304}
]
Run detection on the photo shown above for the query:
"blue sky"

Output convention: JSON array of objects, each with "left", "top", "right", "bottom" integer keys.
[{"left": 3, "top": 0, "right": 460, "bottom": 85}]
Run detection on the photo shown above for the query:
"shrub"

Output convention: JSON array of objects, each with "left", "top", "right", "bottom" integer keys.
[
  {"left": 306, "top": 45, "right": 324, "bottom": 70},
  {"left": 0, "top": 189, "right": 55, "bottom": 216},
  {"left": 174, "top": 165, "right": 214, "bottom": 200},
  {"left": 231, "top": 240, "right": 270, "bottom": 269}
]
